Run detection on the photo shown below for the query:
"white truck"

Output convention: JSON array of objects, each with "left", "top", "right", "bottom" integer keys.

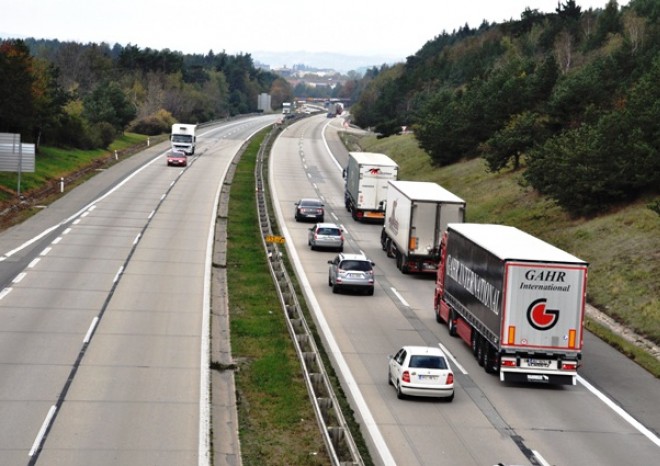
[
  {"left": 282, "top": 102, "right": 292, "bottom": 114},
  {"left": 434, "top": 223, "right": 589, "bottom": 385},
  {"left": 343, "top": 152, "right": 398, "bottom": 222},
  {"left": 170, "top": 124, "right": 196, "bottom": 155},
  {"left": 380, "top": 180, "right": 466, "bottom": 274}
]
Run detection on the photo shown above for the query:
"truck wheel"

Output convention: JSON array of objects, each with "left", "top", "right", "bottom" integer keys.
[
  {"left": 485, "top": 345, "right": 498, "bottom": 374},
  {"left": 435, "top": 307, "right": 442, "bottom": 323},
  {"left": 386, "top": 239, "right": 395, "bottom": 258},
  {"left": 476, "top": 336, "right": 485, "bottom": 367},
  {"left": 447, "top": 311, "right": 457, "bottom": 337}
]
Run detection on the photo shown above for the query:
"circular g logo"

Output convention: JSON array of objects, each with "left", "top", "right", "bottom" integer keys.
[{"left": 527, "top": 298, "right": 559, "bottom": 331}]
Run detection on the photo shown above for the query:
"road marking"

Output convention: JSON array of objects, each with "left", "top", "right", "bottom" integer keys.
[
  {"left": 437, "top": 342, "right": 469, "bottom": 375},
  {"left": 29, "top": 405, "right": 57, "bottom": 456},
  {"left": 533, "top": 450, "right": 552, "bottom": 466},
  {"left": 578, "top": 375, "right": 660, "bottom": 447},
  {"left": 390, "top": 287, "right": 409, "bottom": 307},
  {"left": 28, "top": 258, "right": 40, "bottom": 268},
  {"left": 40, "top": 247, "right": 52, "bottom": 257},
  {"left": 0, "top": 287, "right": 12, "bottom": 300},
  {"left": 12, "top": 272, "right": 26, "bottom": 284},
  {"left": 84, "top": 317, "right": 99, "bottom": 343}
]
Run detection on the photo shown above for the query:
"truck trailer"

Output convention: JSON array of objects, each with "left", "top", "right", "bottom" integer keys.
[
  {"left": 170, "top": 124, "right": 197, "bottom": 155},
  {"left": 344, "top": 152, "right": 398, "bottom": 223},
  {"left": 434, "top": 223, "right": 588, "bottom": 385},
  {"left": 380, "top": 180, "right": 465, "bottom": 274}
]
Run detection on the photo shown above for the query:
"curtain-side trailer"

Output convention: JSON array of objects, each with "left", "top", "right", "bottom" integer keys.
[{"left": 434, "top": 223, "right": 588, "bottom": 385}]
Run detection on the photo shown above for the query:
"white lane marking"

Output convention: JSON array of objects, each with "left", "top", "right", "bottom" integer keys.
[
  {"left": 578, "top": 375, "right": 660, "bottom": 447},
  {"left": 29, "top": 405, "right": 57, "bottom": 456},
  {"left": 0, "top": 287, "right": 13, "bottom": 300},
  {"left": 63, "top": 228, "right": 72, "bottom": 235},
  {"left": 133, "top": 233, "right": 141, "bottom": 246},
  {"left": 113, "top": 266, "right": 124, "bottom": 283},
  {"left": 438, "top": 342, "right": 469, "bottom": 375},
  {"left": 12, "top": 272, "right": 26, "bottom": 284},
  {"left": 390, "top": 287, "right": 410, "bottom": 307},
  {"left": 533, "top": 450, "right": 552, "bottom": 466},
  {"left": 40, "top": 247, "right": 52, "bottom": 257},
  {"left": 28, "top": 258, "right": 40, "bottom": 268},
  {"left": 83, "top": 317, "right": 99, "bottom": 344}
]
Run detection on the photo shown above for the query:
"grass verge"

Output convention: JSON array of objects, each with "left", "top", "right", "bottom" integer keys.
[{"left": 226, "top": 129, "right": 332, "bottom": 466}]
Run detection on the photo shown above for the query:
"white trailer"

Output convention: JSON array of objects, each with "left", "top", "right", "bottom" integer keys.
[
  {"left": 381, "top": 180, "right": 465, "bottom": 274},
  {"left": 343, "top": 152, "right": 398, "bottom": 222}
]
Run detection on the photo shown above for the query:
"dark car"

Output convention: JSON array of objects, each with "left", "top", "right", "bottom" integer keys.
[
  {"left": 167, "top": 150, "right": 187, "bottom": 167},
  {"left": 295, "top": 198, "right": 324, "bottom": 222}
]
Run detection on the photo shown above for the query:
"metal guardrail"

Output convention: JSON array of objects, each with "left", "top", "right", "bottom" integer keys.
[{"left": 255, "top": 128, "right": 364, "bottom": 466}]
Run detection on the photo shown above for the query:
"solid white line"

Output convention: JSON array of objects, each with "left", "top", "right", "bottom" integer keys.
[
  {"left": 437, "top": 342, "right": 469, "bottom": 375},
  {"left": 29, "top": 405, "right": 57, "bottom": 456},
  {"left": 390, "top": 287, "right": 410, "bottom": 307},
  {"left": 83, "top": 317, "right": 99, "bottom": 343},
  {"left": 578, "top": 375, "right": 660, "bottom": 447}
]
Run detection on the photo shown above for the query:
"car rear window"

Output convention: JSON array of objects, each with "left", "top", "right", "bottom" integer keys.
[
  {"left": 408, "top": 355, "right": 447, "bottom": 369},
  {"left": 318, "top": 228, "right": 340, "bottom": 235},
  {"left": 340, "top": 260, "right": 372, "bottom": 272}
]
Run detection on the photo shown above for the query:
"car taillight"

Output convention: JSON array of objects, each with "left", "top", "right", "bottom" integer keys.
[
  {"left": 402, "top": 371, "right": 410, "bottom": 383},
  {"left": 446, "top": 373, "right": 454, "bottom": 384}
]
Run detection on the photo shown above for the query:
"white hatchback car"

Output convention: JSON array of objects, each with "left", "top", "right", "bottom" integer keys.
[{"left": 388, "top": 346, "right": 454, "bottom": 401}]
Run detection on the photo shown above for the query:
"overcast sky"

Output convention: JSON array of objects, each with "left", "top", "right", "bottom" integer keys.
[{"left": 2, "top": 0, "right": 629, "bottom": 61}]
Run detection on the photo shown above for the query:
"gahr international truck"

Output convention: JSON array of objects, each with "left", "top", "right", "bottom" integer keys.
[
  {"left": 344, "top": 152, "right": 398, "bottom": 222},
  {"left": 380, "top": 181, "right": 465, "bottom": 274},
  {"left": 170, "top": 124, "right": 196, "bottom": 155},
  {"left": 434, "top": 223, "right": 589, "bottom": 385}
]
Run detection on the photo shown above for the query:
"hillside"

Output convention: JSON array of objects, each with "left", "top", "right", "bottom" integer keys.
[{"left": 341, "top": 131, "right": 660, "bottom": 355}]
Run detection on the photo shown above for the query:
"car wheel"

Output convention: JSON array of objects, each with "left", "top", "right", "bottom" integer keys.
[
  {"left": 396, "top": 381, "right": 405, "bottom": 400},
  {"left": 319, "top": 217, "right": 324, "bottom": 223},
  {"left": 328, "top": 275, "right": 332, "bottom": 286},
  {"left": 367, "top": 287, "right": 374, "bottom": 296},
  {"left": 310, "top": 244, "right": 316, "bottom": 251},
  {"left": 338, "top": 245, "right": 343, "bottom": 252},
  {"left": 446, "top": 392, "right": 455, "bottom": 402},
  {"left": 388, "top": 368, "right": 393, "bottom": 386},
  {"left": 332, "top": 284, "right": 339, "bottom": 294}
]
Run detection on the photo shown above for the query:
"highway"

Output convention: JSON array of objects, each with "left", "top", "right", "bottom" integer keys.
[
  {"left": 0, "top": 115, "right": 279, "bottom": 465},
  {"left": 0, "top": 112, "right": 657, "bottom": 466},
  {"left": 269, "top": 113, "right": 660, "bottom": 465}
]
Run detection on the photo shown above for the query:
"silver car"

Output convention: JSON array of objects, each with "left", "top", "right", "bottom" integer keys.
[
  {"left": 308, "top": 223, "right": 344, "bottom": 251},
  {"left": 327, "top": 252, "right": 375, "bottom": 295}
]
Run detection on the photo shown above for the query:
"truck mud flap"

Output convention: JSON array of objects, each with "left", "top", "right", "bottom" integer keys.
[{"left": 500, "top": 371, "right": 576, "bottom": 386}]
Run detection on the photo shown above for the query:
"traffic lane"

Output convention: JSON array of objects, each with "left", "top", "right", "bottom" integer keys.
[
  {"left": 36, "top": 133, "right": 236, "bottom": 464},
  {"left": 271, "top": 131, "right": 530, "bottom": 466}
]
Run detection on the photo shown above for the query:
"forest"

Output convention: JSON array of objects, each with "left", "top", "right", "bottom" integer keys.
[
  {"left": 0, "top": 38, "right": 294, "bottom": 150},
  {"left": 350, "top": 0, "right": 660, "bottom": 216}
]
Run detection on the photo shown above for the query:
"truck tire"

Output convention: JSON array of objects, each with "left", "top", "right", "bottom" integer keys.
[
  {"left": 471, "top": 333, "right": 479, "bottom": 356},
  {"left": 386, "top": 239, "right": 395, "bottom": 258},
  {"left": 476, "top": 336, "right": 485, "bottom": 367},
  {"left": 435, "top": 307, "right": 442, "bottom": 323},
  {"left": 447, "top": 310, "right": 457, "bottom": 337},
  {"left": 484, "top": 345, "right": 498, "bottom": 374}
]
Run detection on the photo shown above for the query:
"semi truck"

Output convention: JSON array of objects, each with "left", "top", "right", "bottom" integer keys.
[
  {"left": 343, "top": 152, "right": 398, "bottom": 222},
  {"left": 380, "top": 180, "right": 465, "bottom": 274},
  {"left": 434, "top": 223, "right": 588, "bottom": 385},
  {"left": 170, "top": 124, "right": 197, "bottom": 155}
]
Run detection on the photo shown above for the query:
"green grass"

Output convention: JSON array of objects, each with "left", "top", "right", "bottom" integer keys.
[
  {"left": 226, "top": 130, "right": 332, "bottom": 466},
  {"left": 0, "top": 133, "right": 153, "bottom": 201},
  {"left": 343, "top": 132, "right": 660, "bottom": 375}
]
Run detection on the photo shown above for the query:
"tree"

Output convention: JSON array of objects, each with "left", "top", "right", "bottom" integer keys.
[
  {"left": 0, "top": 40, "right": 35, "bottom": 134},
  {"left": 480, "top": 112, "right": 548, "bottom": 172},
  {"left": 84, "top": 80, "right": 136, "bottom": 134}
]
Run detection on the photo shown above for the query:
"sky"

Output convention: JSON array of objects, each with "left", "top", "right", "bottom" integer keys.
[{"left": 1, "top": 0, "right": 630, "bottom": 64}]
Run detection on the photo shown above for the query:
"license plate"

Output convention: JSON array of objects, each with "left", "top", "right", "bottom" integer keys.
[
  {"left": 418, "top": 375, "right": 438, "bottom": 380},
  {"left": 347, "top": 273, "right": 360, "bottom": 278},
  {"left": 527, "top": 359, "right": 551, "bottom": 368}
]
